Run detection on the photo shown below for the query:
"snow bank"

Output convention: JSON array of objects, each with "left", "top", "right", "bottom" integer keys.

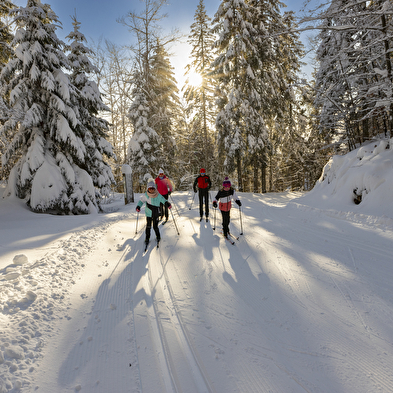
[{"left": 292, "top": 137, "right": 393, "bottom": 223}]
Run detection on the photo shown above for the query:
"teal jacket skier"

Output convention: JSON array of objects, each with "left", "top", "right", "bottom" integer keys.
[{"left": 136, "top": 179, "right": 171, "bottom": 245}]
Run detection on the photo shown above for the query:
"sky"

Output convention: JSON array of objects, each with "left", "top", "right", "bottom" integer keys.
[
  {"left": 1, "top": 136, "right": 393, "bottom": 392},
  {"left": 11, "top": 0, "right": 313, "bottom": 86}
]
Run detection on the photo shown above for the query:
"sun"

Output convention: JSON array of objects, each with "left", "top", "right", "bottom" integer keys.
[{"left": 188, "top": 71, "right": 203, "bottom": 87}]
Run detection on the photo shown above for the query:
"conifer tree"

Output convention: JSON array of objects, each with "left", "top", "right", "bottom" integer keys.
[
  {"left": 150, "top": 40, "right": 180, "bottom": 169},
  {"left": 0, "top": 0, "right": 15, "bottom": 129},
  {"left": 183, "top": 0, "right": 217, "bottom": 174},
  {"left": 0, "top": 0, "right": 14, "bottom": 66},
  {"left": 65, "top": 14, "right": 115, "bottom": 202},
  {"left": 211, "top": 0, "right": 269, "bottom": 191},
  {"left": 120, "top": 0, "right": 181, "bottom": 186},
  {"left": 0, "top": 0, "right": 111, "bottom": 214},
  {"left": 311, "top": 0, "right": 393, "bottom": 150},
  {"left": 127, "top": 69, "right": 160, "bottom": 185}
]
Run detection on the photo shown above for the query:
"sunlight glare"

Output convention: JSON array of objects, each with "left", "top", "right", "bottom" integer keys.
[{"left": 188, "top": 72, "right": 203, "bottom": 87}]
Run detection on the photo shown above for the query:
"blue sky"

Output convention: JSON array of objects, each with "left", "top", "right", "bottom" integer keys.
[{"left": 12, "top": 0, "right": 312, "bottom": 82}]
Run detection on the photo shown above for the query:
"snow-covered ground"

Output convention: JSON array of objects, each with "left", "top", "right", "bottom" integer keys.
[{"left": 1, "top": 138, "right": 393, "bottom": 393}]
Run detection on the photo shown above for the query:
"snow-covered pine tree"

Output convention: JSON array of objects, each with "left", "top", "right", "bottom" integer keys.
[
  {"left": 312, "top": 0, "right": 393, "bottom": 151},
  {"left": 257, "top": 7, "right": 306, "bottom": 192},
  {"left": 0, "top": 0, "right": 15, "bottom": 67},
  {"left": 0, "top": 0, "right": 15, "bottom": 128},
  {"left": 127, "top": 69, "right": 160, "bottom": 186},
  {"left": 313, "top": 0, "right": 362, "bottom": 152},
  {"left": 65, "top": 14, "right": 115, "bottom": 208},
  {"left": 0, "top": 0, "right": 104, "bottom": 214},
  {"left": 149, "top": 40, "right": 180, "bottom": 171},
  {"left": 0, "top": 1, "right": 15, "bottom": 179},
  {"left": 211, "top": 0, "right": 269, "bottom": 191},
  {"left": 183, "top": 0, "right": 217, "bottom": 175}
]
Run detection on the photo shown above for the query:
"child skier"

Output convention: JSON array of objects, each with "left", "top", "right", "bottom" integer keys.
[
  {"left": 212, "top": 177, "right": 242, "bottom": 239},
  {"left": 136, "top": 179, "right": 171, "bottom": 247}
]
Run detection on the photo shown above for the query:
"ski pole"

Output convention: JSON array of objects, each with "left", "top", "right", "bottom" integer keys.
[
  {"left": 135, "top": 210, "right": 139, "bottom": 234},
  {"left": 239, "top": 205, "right": 244, "bottom": 235},
  {"left": 189, "top": 192, "right": 195, "bottom": 210},
  {"left": 213, "top": 207, "right": 216, "bottom": 230},
  {"left": 169, "top": 207, "right": 180, "bottom": 235},
  {"left": 170, "top": 194, "right": 180, "bottom": 216}
]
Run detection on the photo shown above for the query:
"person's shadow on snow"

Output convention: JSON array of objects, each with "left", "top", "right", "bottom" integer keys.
[
  {"left": 191, "top": 221, "right": 216, "bottom": 260},
  {"left": 57, "top": 233, "right": 153, "bottom": 390},
  {"left": 222, "top": 245, "right": 270, "bottom": 314}
]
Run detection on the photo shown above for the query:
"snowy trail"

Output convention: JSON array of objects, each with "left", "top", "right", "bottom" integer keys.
[{"left": 2, "top": 192, "right": 393, "bottom": 392}]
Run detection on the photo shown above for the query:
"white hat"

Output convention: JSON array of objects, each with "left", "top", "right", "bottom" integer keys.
[
  {"left": 147, "top": 180, "right": 156, "bottom": 189},
  {"left": 158, "top": 168, "right": 164, "bottom": 174}
]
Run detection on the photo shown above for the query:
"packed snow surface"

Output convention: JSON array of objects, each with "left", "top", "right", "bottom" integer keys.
[{"left": 1, "top": 139, "right": 393, "bottom": 392}]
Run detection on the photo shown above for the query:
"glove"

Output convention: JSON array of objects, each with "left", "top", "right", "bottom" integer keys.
[
  {"left": 213, "top": 201, "right": 218, "bottom": 208},
  {"left": 168, "top": 191, "right": 172, "bottom": 196},
  {"left": 168, "top": 203, "right": 172, "bottom": 209},
  {"left": 136, "top": 206, "right": 141, "bottom": 212},
  {"left": 193, "top": 189, "right": 197, "bottom": 193},
  {"left": 235, "top": 200, "right": 242, "bottom": 206}
]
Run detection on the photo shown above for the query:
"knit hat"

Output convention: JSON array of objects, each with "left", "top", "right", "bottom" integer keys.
[
  {"left": 158, "top": 168, "right": 164, "bottom": 175},
  {"left": 223, "top": 177, "right": 231, "bottom": 187},
  {"left": 200, "top": 168, "right": 206, "bottom": 174},
  {"left": 147, "top": 179, "right": 156, "bottom": 189}
]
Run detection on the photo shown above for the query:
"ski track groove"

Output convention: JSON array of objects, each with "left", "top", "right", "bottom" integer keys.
[
  {"left": 139, "top": 214, "right": 214, "bottom": 393},
  {"left": 156, "top": 243, "right": 215, "bottom": 393}
]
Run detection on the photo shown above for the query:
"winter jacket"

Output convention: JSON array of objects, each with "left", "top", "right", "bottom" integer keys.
[
  {"left": 193, "top": 175, "right": 211, "bottom": 192},
  {"left": 137, "top": 192, "right": 169, "bottom": 218},
  {"left": 214, "top": 188, "right": 240, "bottom": 212},
  {"left": 155, "top": 175, "right": 173, "bottom": 196}
]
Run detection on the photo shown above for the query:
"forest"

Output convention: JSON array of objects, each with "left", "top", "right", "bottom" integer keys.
[{"left": 1, "top": 0, "right": 393, "bottom": 214}]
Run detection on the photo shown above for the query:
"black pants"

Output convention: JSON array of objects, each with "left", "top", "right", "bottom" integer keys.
[
  {"left": 198, "top": 188, "right": 209, "bottom": 217},
  {"left": 145, "top": 216, "right": 160, "bottom": 242},
  {"left": 159, "top": 194, "right": 169, "bottom": 219},
  {"left": 220, "top": 210, "right": 230, "bottom": 236}
]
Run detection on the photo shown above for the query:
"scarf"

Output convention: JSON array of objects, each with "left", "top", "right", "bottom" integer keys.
[{"left": 147, "top": 189, "right": 159, "bottom": 198}]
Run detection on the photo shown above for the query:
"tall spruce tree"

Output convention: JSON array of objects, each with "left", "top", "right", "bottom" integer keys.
[
  {"left": 0, "top": 0, "right": 15, "bottom": 179},
  {"left": 183, "top": 0, "right": 217, "bottom": 174},
  {"left": 127, "top": 69, "right": 160, "bottom": 185},
  {"left": 0, "top": 0, "right": 110, "bottom": 213},
  {"left": 211, "top": 0, "right": 269, "bottom": 190},
  {"left": 121, "top": 0, "right": 180, "bottom": 186},
  {"left": 0, "top": 0, "right": 15, "bottom": 123},
  {"left": 0, "top": 0, "right": 14, "bottom": 67},
  {"left": 65, "top": 15, "right": 115, "bottom": 202},
  {"left": 312, "top": 0, "right": 393, "bottom": 151},
  {"left": 150, "top": 40, "right": 180, "bottom": 172}
]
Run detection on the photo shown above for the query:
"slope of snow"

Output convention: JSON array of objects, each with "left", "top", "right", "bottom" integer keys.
[{"left": 1, "top": 139, "right": 393, "bottom": 392}]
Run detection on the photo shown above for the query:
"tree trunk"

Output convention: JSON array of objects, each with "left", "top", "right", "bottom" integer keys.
[
  {"left": 253, "top": 159, "right": 259, "bottom": 193},
  {"left": 236, "top": 152, "right": 243, "bottom": 191},
  {"left": 381, "top": 14, "right": 393, "bottom": 136}
]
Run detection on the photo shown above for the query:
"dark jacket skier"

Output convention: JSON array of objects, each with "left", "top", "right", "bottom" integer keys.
[{"left": 193, "top": 168, "right": 212, "bottom": 221}]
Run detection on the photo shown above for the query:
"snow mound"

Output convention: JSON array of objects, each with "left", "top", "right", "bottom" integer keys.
[{"left": 292, "top": 137, "right": 393, "bottom": 223}]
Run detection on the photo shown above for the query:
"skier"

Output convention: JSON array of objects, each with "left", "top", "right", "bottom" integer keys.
[
  {"left": 212, "top": 177, "right": 241, "bottom": 239},
  {"left": 136, "top": 179, "right": 172, "bottom": 247},
  {"left": 155, "top": 168, "right": 173, "bottom": 222},
  {"left": 193, "top": 168, "right": 212, "bottom": 221}
]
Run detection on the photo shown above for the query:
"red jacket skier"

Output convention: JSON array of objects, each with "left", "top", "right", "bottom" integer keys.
[{"left": 193, "top": 168, "right": 211, "bottom": 221}]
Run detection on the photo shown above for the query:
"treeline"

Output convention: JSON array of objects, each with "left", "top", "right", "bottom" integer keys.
[{"left": 1, "top": 0, "right": 392, "bottom": 213}]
